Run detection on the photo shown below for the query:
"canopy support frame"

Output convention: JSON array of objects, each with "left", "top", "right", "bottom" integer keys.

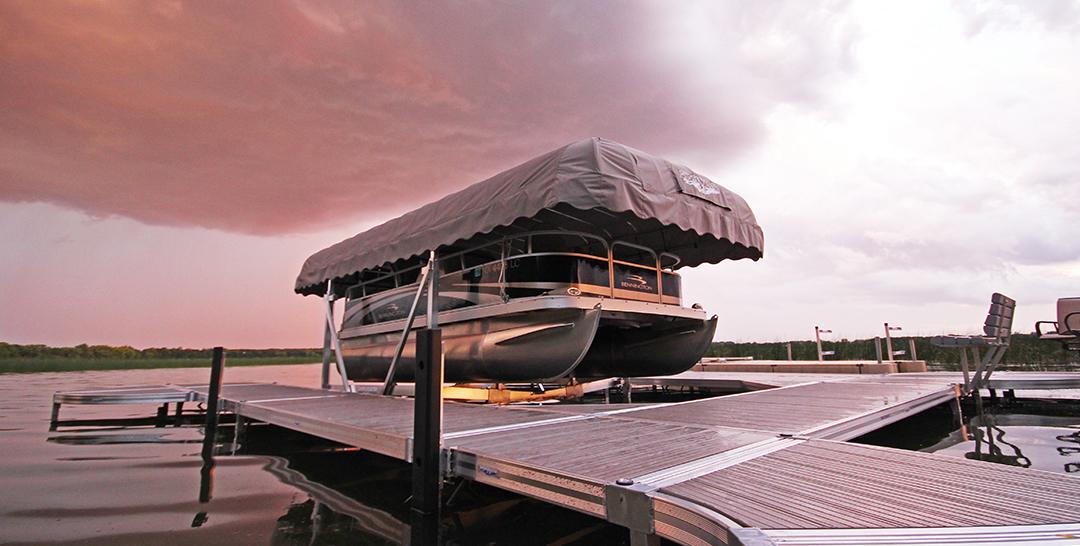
[
  {"left": 381, "top": 253, "right": 435, "bottom": 396},
  {"left": 324, "top": 281, "right": 351, "bottom": 392}
]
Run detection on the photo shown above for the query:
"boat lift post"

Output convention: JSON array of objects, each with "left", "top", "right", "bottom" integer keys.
[
  {"left": 324, "top": 281, "right": 351, "bottom": 392},
  {"left": 411, "top": 253, "right": 443, "bottom": 545}
]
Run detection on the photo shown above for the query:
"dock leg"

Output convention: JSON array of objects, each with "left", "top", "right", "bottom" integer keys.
[
  {"left": 156, "top": 403, "right": 169, "bottom": 427},
  {"left": 173, "top": 402, "right": 184, "bottom": 427},
  {"left": 232, "top": 415, "right": 247, "bottom": 455},
  {"left": 630, "top": 530, "right": 660, "bottom": 546},
  {"left": 50, "top": 402, "right": 61, "bottom": 431},
  {"left": 621, "top": 378, "right": 632, "bottom": 404},
  {"left": 950, "top": 395, "right": 964, "bottom": 429},
  {"left": 411, "top": 328, "right": 443, "bottom": 546}
]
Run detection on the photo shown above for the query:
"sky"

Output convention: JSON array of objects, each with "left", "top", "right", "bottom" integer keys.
[{"left": 1, "top": 0, "right": 1078, "bottom": 349}]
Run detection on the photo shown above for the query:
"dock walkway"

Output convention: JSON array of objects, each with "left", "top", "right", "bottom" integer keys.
[{"left": 54, "top": 373, "right": 1080, "bottom": 545}]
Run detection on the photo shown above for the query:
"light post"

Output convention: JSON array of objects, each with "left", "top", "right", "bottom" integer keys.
[
  {"left": 885, "top": 323, "right": 902, "bottom": 361},
  {"left": 815, "top": 326, "right": 833, "bottom": 361}
]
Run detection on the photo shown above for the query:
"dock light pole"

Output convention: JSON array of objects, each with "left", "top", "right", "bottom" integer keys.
[
  {"left": 815, "top": 327, "right": 832, "bottom": 361},
  {"left": 885, "top": 323, "right": 902, "bottom": 361}
]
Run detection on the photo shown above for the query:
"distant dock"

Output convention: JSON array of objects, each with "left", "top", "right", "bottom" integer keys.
[{"left": 694, "top": 357, "right": 928, "bottom": 374}]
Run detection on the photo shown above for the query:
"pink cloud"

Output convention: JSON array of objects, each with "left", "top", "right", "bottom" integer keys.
[{"left": 0, "top": 1, "right": 854, "bottom": 235}]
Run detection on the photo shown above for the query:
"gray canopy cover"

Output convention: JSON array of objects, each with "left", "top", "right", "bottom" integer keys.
[{"left": 296, "top": 138, "right": 763, "bottom": 296}]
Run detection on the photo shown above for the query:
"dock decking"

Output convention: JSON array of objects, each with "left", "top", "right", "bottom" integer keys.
[{"left": 53, "top": 372, "right": 1080, "bottom": 546}]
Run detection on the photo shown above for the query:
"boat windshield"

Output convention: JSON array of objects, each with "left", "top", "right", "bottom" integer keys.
[{"left": 342, "top": 231, "right": 683, "bottom": 325}]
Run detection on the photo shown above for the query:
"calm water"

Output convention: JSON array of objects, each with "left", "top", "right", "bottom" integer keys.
[
  {"left": 0, "top": 365, "right": 628, "bottom": 545},
  {"left": 2, "top": 365, "right": 1078, "bottom": 545},
  {"left": 932, "top": 413, "right": 1080, "bottom": 475}
]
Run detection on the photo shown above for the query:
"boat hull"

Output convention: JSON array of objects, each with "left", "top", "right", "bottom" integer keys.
[
  {"left": 338, "top": 296, "right": 715, "bottom": 383},
  {"left": 572, "top": 316, "right": 718, "bottom": 379},
  {"left": 340, "top": 306, "right": 601, "bottom": 383}
]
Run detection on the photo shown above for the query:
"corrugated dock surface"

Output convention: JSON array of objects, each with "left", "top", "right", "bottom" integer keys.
[{"left": 55, "top": 373, "right": 1080, "bottom": 545}]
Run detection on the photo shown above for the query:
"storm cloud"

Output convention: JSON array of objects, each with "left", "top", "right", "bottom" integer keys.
[{"left": 0, "top": 0, "right": 855, "bottom": 234}]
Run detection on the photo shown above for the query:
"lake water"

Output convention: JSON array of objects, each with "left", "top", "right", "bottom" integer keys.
[
  {"left": 2, "top": 365, "right": 1078, "bottom": 545},
  {"left": 0, "top": 365, "right": 630, "bottom": 545}
]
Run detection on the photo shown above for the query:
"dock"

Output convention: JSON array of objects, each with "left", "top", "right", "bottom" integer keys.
[{"left": 51, "top": 371, "right": 1080, "bottom": 545}]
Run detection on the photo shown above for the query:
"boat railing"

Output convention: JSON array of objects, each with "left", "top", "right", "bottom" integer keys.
[{"left": 344, "top": 230, "right": 681, "bottom": 306}]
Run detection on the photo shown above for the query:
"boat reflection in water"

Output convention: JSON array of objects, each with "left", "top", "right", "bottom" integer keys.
[{"left": 296, "top": 138, "right": 764, "bottom": 385}]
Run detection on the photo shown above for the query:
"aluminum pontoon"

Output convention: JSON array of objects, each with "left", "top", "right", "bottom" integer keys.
[{"left": 296, "top": 138, "right": 763, "bottom": 385}]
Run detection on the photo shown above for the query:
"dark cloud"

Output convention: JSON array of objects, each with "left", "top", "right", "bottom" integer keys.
[{"left": 0, "top": 0, "right": 856, "bottom": 235}]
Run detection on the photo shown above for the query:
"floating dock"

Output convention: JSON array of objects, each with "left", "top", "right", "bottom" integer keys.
[{"left": 53, "top": 372, "right": 1080, "bottom": 546}]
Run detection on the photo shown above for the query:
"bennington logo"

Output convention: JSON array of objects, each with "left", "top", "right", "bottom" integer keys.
[
  {"left": 677, "top": 168, "right": 721, "bottom": 195},
  {"left": 374, "top": 302, "right": 406, "bottom": 321},
  {"left": 620, "top": 274, "right": 651, "bottom": 290}
]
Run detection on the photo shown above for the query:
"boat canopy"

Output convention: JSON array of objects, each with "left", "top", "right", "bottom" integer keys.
[{"left": 296, "top": 138, "right": 764, "bottom": 297}]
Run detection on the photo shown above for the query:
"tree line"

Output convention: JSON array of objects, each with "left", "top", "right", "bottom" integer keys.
[
  {"left": 707, "top": 333, "right": 1079, "bottom": 367},
  {"left": 0, "top": 343, "right": 321, "bottom": 360}
]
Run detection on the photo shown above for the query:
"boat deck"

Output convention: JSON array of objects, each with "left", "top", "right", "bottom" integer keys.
[{"left": 53, "top": 372, "right": 1080, "bottom": 545}]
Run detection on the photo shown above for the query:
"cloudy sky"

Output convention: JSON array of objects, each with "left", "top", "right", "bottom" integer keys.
[{"left": 2, "top": 0, "right": 1078, "bottom": 349}]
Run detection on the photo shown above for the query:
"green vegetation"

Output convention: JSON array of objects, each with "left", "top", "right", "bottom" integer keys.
[
  {"left": 0, "top": 343, "right": 321, "bottom": 374},
  {"left": 707, "top": 333, "right": 1080, "bottom": 372}
]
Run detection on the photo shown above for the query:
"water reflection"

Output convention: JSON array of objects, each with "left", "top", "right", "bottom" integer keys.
[
  {"left": 965, "top": 417, "right": 1031, "bottom": 467},
  {"left": 48, "top": 432, "right": 201, "bottom": 445},
  {"left": 1059, "top": 430, "right": 1080, "bottom": 474},
  {"left": 192, "top": 424, "right": 627, "bottom": 545},
  {"left": 929, "top": 411, "right": 1080, "bottom": 475},
  {"left": 260, "top": 455, "right": 406, "bottom": 544}
]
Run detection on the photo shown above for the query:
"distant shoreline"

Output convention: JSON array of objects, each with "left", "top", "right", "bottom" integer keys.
[
  {"left": 3, "top": 334, "right": 1076, "bottom": 374},
  {"left": 0, "top": 357, "right": 320, "bottom": 374}
]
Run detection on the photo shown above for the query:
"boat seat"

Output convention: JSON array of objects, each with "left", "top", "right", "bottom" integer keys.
[
  {"left": 931, "top": 293, "right": 1015, "bottom": 392},
  {"left": 1036, "top": 297, "right": 1080, "bottom": 351}
]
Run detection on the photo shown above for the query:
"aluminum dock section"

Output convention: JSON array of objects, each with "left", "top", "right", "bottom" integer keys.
[{"left": 53, "top": 373, "right": 1080, "bottom": 545}]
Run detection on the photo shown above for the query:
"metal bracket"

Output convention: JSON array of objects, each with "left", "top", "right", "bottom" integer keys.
[
  {"left": 605, "top": 481, "right": 658, "bottom": 534},
  {"left": 730, "top": 528, "right": 779, "bottom": 546}
]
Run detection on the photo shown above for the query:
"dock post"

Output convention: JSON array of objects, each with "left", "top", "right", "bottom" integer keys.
[
  {"left": 49, "top": 402, "right": 61, "bottom": 431},
  {"left": 875, "top": 337, "right": 883, "bottom": 364},
  {"left": 233, "top": 414, "right": 247, "bottom": 455},
  {"left": 155, "top": 403, "right": 168, "bottom": 427},
  {"left": 411, "top": 254, "right": 443, "bottom": 545},
  {"left": 411, "top": 328, "right": 443, "bottom": 544},
  {"left": 200, "top": 347, "right": 225, "bottom": 503},
  {"left": 950, "top": 385, "right": 965, "bottom": 430}
]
